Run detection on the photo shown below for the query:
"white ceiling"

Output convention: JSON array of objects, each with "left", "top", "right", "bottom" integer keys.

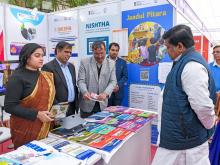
[{"left": 181, "top": 0, "right": 220, "bottom": 44}]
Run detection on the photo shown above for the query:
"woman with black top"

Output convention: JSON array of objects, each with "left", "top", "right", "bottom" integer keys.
[{"left": 4, "top": 43, "right": 55, "bottom": 148}]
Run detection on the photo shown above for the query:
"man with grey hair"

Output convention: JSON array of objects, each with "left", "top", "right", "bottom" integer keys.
[{"left": 77, "top": 41, "right": 117, "bottom": 118}]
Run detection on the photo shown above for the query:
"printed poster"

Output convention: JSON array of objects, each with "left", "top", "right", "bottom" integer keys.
[
  {"left": 48, "top": 10, "right": 78, "bottom": 59},
  {"left": 79, "top": 3, "right": 121, "bottom": 56},
  {"left": 5, "top": 5, "right": 48, "bottom": 61},
  {"left": 122, "top": 2, "right": 173, "bottom": 84}
]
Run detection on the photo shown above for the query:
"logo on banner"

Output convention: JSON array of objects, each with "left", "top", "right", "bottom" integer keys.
[{"left": 85, "top": 21, "right": 110, "bottom": 33}]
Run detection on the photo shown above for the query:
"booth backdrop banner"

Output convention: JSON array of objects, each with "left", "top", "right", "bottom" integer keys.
[
  {"left": 48, "top": 10, "right": 78, "bottom": 59},
  {"left": 193, "top": 36, "right": 209, "bottom": 62},
  {"left": 0, "top": 4, "right": 4, "bottom": 61},
  {"left": 121, "top": 3, "right": 173, "bottom": 106},
  {"left": 5, "top": 5, "right": 48, "bottom": 61},
  {"left": 121, "top": 0, "right": 168, "bottom": 11},
  {"left": 79, "top": 3, "right": 121, "bottom": 56}
]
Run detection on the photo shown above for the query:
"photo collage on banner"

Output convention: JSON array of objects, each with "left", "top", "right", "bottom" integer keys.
[
  {"left": 48, "top": 10, "right": 78, "bottom": 59},
  {"left": 5, "top": 5, "right": 48, "bottom": 61},
  {"left": 79, "top": 3, "right": 121, "bottom": 56},
  {"left": 0, "top": 4, "right": 4, "bottom": 61}
]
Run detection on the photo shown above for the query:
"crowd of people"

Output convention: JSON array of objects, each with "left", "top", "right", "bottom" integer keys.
[{"left": 3, "top": 24, "right": 220, "bottom": 165}]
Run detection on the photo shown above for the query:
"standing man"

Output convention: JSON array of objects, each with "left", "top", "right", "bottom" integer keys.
[
  {"left": 209, "top": 45, "right": 220, "bottom": 92},
  {"left": 78, "top": 41, "right": 116, "bottom": 118},
  {"left": 152, "top": 25, "right": 216, "bottom": 165},
  {"left": 108, "top": 42, "right": 128, "bottom": 106},
  {"left": 42, "top": 41, "right": 78, "bottom": 116}
]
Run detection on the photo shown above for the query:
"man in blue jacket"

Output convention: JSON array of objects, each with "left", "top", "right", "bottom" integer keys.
[
  {"left": 209, "top": 45, "right": 220, "bottom": 92},
  {"left": 152, "top": 25, "right": 216, "bottom": 165},
  {"left": 108, "top": 42, "right": 128, "bottom": 106}
]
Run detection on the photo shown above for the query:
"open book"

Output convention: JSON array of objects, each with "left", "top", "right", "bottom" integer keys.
[{"left": 50, "top": 102, "right": 68, "bottom": 119}]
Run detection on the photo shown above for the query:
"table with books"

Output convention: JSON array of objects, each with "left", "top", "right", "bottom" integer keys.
[{"left": 50, "top": 106, "right": 157, "bottom": 165}]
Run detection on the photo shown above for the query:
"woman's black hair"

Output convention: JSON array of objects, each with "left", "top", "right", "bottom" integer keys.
[{"left": 17, "top": 43, "right": 43, "bottom": 69}]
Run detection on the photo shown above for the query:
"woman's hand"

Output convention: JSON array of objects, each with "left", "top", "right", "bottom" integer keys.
[{"left": 37, "top": 111, "right": 54, "bottom": 123}]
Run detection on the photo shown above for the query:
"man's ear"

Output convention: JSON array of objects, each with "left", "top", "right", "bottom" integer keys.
[{"left": 177, "top": 42, "right": 185, "bottom": 53}]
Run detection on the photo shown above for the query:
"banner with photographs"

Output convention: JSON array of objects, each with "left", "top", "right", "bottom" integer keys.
[
  {"left": 0, "top": 4, "right": 4, "bottom": 61},
  {"left": 122, "top": 3, "right": 173, "bottom": 84},
  {"left": 79, "top": 3, "right": 121, "bottom": 56},
  {"left": 5, "top": 5, "right": 48, "bottom": 61},
  {"left": 121, "top": 2, "right": 173, "bottom": 106},
  {"left": 48, "top": 10, "right": 78, "bottom": 60}
]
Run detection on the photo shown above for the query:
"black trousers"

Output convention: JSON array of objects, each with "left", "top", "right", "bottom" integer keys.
[{"left": 80, "top": 102, "right": 101, "bottom": 118}]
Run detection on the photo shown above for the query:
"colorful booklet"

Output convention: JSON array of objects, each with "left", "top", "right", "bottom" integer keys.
[
  {"left": 50, "top": 127, "right": 75, "bottom": 138},
  {"left": 116, "top": 114, "right": 136, "bottom": 120},
  {"left": 84, "top": 122, "right": 101, "bottom": 132},
  {"left": 104, "top": 106, "right": 128, "bottom": 113},
  {"left": 132, "top": 116, "right": 150, "bottom": 125},
  {"left": 67, "top": 131, "right": 94, "bottom": 142},
  {"left": 90, "top": 124, "right": 115, "bottom": 135},
  {"left": 101, "top": 139, "right": 122, "bottom": 152},
  {"left": 106, "top": 127, "right": 132, "bottom": 140},
  {"left": 89, "top": 136, "right": 115, "bottom": 149},
  {"left": 118, "top": 121, "right": 143, "bottom": 132},
  {"left": 79, "top": 133, "right": 102, "bottom": 146}
]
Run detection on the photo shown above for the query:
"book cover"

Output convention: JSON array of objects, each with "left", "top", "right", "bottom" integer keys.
[
  {"left": 104, "top": 106, "right": 128, "bottom": 113},
  {"left": 106, "top": 127, "right": 132, "bottom": 140},
  {"left": 84, "top": 122, "right": 101, "bottom": 131},
  {"left": 67, "top": 131, "right": 94, "bottom": 142},
  {"left": 118, "top": 121, "right": 143, "bottom": 132},
  {"left": 50, "top": 102, "right": 68, "bottom": 119},
  {"left": 132, "top": 116, "right": 150, "bottom": 125},
  {"left": 101, "top": 139, "right": 122, "bottom": 152},
  {"left": 90, "top": 124, "right": 115, "bottom": 135},
  {"left": 116, "top": 114, "right": 135, "bottom": 120},
  {"left": 89, "top": 136, "right": 115, "bottom": 149},
  {"left": 79, "top": 133, "right": 102, "bottom": 146}
]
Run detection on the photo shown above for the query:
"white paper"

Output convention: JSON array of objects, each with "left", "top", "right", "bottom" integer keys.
[
  {"left": 158, "top": 62, "right": 173, "bottom": 83},
  {"left": 112, "top": 29, "right": 128, "bottom": 56},
  {"left": 129, "top": 84, "right": 161, "bottom": 112}
]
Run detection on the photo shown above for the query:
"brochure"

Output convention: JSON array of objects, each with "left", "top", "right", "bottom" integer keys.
[
  {"left": 106, "top": 127, "right": 132, "bottom": 140},
  {"left": 89, "top": 136, "right": 115, "bottom": 149},
  {"left": 50, "top": 102, "right": 69, "bottom": 119},
  {"left": 90, "top": 124, "right": 115, "bottom": 135}
]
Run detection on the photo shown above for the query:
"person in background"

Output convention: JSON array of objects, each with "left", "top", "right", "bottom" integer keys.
[
  {"left": 209, "top": 45, "right": 220, "bottom": 92},
  {"left": 42, "top": 41, "right": 79, "bottom": 116},
  {"left": 4, "top": 43, "right": 55, "bottom": 148},
  {"left": 107, "top": 42, "right": 128, "bottom": 106},
  {"left": 209, "top": 45, "right": 220, "bottom": 165},
  {"left": 78, "top": 41, "right": 116, "bottom": 118},
  {"left": 152, "top": 25, "right": 216, "bottom": 165}
]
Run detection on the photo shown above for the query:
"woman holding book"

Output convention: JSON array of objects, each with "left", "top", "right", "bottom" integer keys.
[{"left": 4, "top": 43, "right": 55, "bottom": 149}]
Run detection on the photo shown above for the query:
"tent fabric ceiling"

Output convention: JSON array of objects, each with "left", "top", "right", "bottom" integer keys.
[{"left": 184, "top": 0, "right": 220, "bottom": 43}]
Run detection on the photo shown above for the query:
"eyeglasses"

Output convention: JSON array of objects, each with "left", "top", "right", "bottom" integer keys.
[{"left": 212, "top": 51, "right": 220, "bottom": 54}]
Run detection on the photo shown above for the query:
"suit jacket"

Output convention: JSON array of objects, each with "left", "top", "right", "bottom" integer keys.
[
  {"left": 113, "top": 57, "right": 128, "bottom": 99},
  {"left": 42, "top": 59, "right": 79, "bottom": 115},
  {"left": 77, "top": 57, "right": 117, "bottom": 112}
]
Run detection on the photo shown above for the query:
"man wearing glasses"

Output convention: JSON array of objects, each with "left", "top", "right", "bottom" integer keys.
[{"left": 209, "top": 45, "right": 220, "bottom": 92}]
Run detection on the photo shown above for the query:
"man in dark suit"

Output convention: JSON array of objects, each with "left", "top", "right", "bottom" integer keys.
[
  {"left": 42, "top": 41, "right": 78, "bottom": 116},
  {"left": 108, "top": 42, "right": 128, "bottom": 106}
]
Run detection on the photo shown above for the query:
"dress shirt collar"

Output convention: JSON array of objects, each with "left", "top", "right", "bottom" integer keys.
[
  {"left": 56, "top": 58, "right": 69, "bottom": 68},
  {"left": 213, "top": 60, "right": 220, "bottom": 68}
]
